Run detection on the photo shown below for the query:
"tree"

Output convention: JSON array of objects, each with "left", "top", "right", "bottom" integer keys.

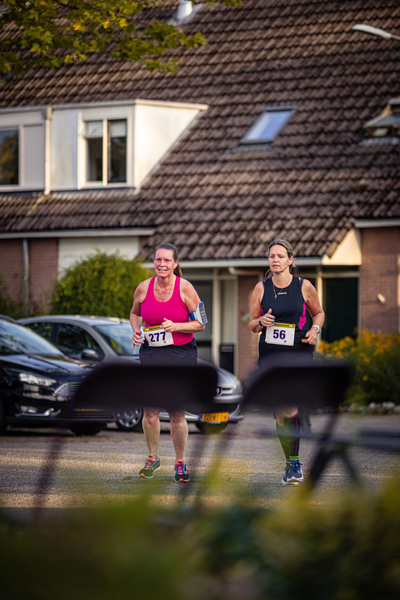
[
  {"left": 0, "top": 0, "right": 241, "bottom": 78},
  {"left": 51, "top": 250, "right": 151, "bottom": 318}
]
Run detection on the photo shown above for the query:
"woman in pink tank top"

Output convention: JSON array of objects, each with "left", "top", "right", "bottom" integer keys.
[{"left": 130, "top": 243, "right": 206, "bottom": 483}]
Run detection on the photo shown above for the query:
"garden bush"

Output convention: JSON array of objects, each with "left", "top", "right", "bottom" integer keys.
[
  {"left": 51, "top": 250, "right": 151, "bottom": 318},
  {"left": 1, "top": 480, "right": 400, "bottom": 599},
  {"left": 318, "top": 330, "right": 400, "bottom": 407}
]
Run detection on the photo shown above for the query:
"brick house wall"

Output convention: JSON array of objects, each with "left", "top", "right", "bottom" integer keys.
[
  {"left": 29, "top": 239, "right": 58, "bottom": 312},
  {"left": 0, "top": 239, "right": 24, "bottom": 299},
  {"left": 360, "top": 227, "right": 400, "bottom": 333},
  {"left": 236, "top": 275, "right": 259, "bottom": 380},
  {"left": 0, "top": 238, "right": 58, "bottom": 314}
]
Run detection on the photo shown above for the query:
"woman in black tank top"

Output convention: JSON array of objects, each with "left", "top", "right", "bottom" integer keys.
[{"left": 249, "top": 239, "right": 325, "bottom": 486}]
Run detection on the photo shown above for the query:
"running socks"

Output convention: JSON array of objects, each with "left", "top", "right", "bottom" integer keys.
[{"left": 276, "top": 412, "right": 302, "bottom": 462}]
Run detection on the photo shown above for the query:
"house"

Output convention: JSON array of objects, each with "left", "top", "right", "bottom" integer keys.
[{"left": 0, "top": 0, "right": 399, "bottom": 379}]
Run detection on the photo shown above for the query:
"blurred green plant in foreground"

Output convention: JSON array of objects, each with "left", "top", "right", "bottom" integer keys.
[
  {"left": 318, "top": 329, "right": 400, "bottom": 407},
  {"left": 1, "top": 480, "right": 400, "bottom": 599}
]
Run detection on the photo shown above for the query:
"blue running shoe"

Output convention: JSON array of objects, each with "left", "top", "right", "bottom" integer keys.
[
  {"left": 282, "top": 459, "right": 304, "bottom": 485},
  {"left": 282, "top": 463, "right": 290, "bottom": 485}
]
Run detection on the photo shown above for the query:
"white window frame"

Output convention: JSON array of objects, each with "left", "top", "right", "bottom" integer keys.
[
  {"left": 78, "top": 106, "right": 133, "bottom": 189},
  {"left": 0, "top": 109, "right": 46, "bottom": 192}
]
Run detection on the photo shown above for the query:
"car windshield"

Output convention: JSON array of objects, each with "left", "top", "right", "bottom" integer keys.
[
  {"left": 0, "top": 320, "right": 64, "bottom": 356},
  {"left": 94, "top": 322, "right": 139, "bottom": 356}
]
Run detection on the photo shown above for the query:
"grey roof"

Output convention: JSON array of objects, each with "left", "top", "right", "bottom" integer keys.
[{"left": 1, "top": 0, "right": 400, "bottom": 260}]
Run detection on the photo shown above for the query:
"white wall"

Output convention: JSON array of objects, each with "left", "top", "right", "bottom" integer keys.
[
  {"left": 50, "top": 109, "right": 79, "bottom": 189},
  {"left": 133, "top": 100, "right": 207, "bottom": 187},
  {"left": 58, "top": 236, "right": 140, "bottom": 274}
]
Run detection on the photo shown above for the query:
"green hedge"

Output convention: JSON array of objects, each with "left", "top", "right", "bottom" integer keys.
[
  {"left": 51, "top": 250, "right": 151, "bottom": 318},
  {"left": 2, "top": 481, "right": 400, "bottom": 599}
]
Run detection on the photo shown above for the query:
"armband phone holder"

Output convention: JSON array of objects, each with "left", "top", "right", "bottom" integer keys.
[{"left": 189, "top": 301, "right": 208, "bottom": 325}]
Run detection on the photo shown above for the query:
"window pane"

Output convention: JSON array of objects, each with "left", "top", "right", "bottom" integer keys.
[
  {"left": 57, "top": 324, "right": 103, "bottom": 360},
  {"left": 85, "top": 121, "right": 103, "bottom": 137},
  {"left": 109, "top": 120, "right": 126, "bottom": 137},
  {"left": 94, "top": 322, "right": 135, "bottom": 356},
  {"left": 108, "top": 120, "right": 126, "bottom": 183},
  {"left": 0, "top": 129, "right": 18, "bottom": 185},
  {"left": 28, "top": 322, "right": 54, "bottom": 342},
  {"left": 243, "top": 110, "right": 293, "bottom": 142},
  {"left": 86, "top": 137, "right": 103, "bottom": 181}
]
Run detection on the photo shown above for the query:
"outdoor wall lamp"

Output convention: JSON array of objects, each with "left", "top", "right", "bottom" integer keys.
[{"left": 352, "top": 24, "right": 400, "bottom": 42}]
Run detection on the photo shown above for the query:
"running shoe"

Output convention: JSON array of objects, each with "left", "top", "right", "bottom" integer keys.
[
  {"left": 174, "top": 460, "right": 190, "bottom": 483},
  {"left": 281, "top": 463, "right": 290, "bottom": 485},
  {"left": 139, "top": 455, "right": 160, "bottom": 478},
  {"left": 282, "top": 459, "right": 304, "bottom": 485}
]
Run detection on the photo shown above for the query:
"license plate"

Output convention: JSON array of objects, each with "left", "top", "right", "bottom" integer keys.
[{"left": 199, "top": 412, "right": 229, "bottom": 423}]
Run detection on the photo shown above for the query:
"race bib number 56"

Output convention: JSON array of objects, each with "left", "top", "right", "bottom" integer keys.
[
  {"left": 266, "top": 322, "right": 295, "bottom": 346},
  {"left": 143, "top": 326, "right": 174, "bottom": 347}
]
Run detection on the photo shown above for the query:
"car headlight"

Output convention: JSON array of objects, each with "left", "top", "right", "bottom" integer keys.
[
  {"left": 19, "top": 373, "right": 56, "bottom": 387},
  {"left": 232, "top": 380, "right": 242, "bottom": 394}
]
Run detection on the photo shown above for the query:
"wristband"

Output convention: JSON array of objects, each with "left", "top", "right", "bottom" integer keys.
[
  {"left": 311, "top": 324, "right": 321, "bottom": 334},
  {"left": 259, "top": 317, "right": 263, "bottom": 327}
]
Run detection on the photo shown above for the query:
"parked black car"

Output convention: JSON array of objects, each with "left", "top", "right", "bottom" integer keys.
[
  {"left": 19, "top": 315, "right": 243, "bottom": 433},
  {"left": 0, "top": 317, "right": 113, "bottom": 435}
]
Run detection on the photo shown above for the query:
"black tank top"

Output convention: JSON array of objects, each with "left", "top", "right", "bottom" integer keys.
[{"left": 260, "top": 276, "right": 308, "bottom": 345}]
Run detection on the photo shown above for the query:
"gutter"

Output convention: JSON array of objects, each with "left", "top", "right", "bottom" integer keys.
[
  {"left": 0, "top": 228, "right": 156, "bottom": 240},
  {"left": 354, "top": 219, "right": 400, "bottom": 228}
]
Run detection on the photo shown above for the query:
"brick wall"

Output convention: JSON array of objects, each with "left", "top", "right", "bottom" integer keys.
[
  {"left": 29, "top": 238, "right": 58, "bottom": 312},
  {"left": 236, "top": 275, "right": 259, "bottom": 381},
  {"left": 360, "top": 227, "right": 400, "bottom": 333},
  {"left": 0, "top": 238, "right": 58, "bottom": 314},
  {"left": 0, "top": 239, "right": 24, "bottom": 299}
]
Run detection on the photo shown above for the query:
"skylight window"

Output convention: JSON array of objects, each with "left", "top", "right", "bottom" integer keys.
[{"left": 240, "top": 106, "right": 296, "bottom": 144}]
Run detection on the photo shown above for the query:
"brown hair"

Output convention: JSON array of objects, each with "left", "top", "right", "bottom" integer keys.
[
  {"left": 154, "top": 243, "right": 182, "bottom": 277},
  {"left": 265, "top": 238, "right": 296, "bottom": 279}
]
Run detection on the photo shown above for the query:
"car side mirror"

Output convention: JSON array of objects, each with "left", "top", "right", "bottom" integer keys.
[{"left": 81, "top": 349, "right": 101, "bottom": 361}]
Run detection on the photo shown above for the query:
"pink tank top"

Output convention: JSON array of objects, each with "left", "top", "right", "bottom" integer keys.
[{"left": 141, "top": 276, "right": 193, "bottom": 346}]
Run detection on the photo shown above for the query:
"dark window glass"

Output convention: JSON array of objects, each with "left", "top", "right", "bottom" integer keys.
[
  {"left": 108, "top": 120, "right": 126, "bottom": 183},
  {"left": 94, "top": 322, "right": 137, "bottom": 356},
  {"left": 87, "top": 138, "right": 103, "bottom": 181},
  {"left": 0, "top": 321, "right": 62, "bottom": 356},
  {"left": 0, "top": 129, "right": 18, "bottom": 185},
  {"left": 27, "top": 322, "right": 54, "bottom": 342},
  {"left": 85, "top": 121, "right": 103, "bottom": 182},
  {"left": 57, "top": 324, "right": 103, "bottom": 360},
  {"left": 323, "top": 278, "right": 358, "bottom": 342}
]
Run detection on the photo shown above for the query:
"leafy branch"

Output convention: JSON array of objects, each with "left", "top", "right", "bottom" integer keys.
[{"left": 0, "top": 0, "right": 242, "bottom": 78}]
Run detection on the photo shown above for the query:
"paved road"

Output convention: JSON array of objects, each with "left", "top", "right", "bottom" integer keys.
[{"left": 1, "top": 412, "right": 400, "bottom": 518}]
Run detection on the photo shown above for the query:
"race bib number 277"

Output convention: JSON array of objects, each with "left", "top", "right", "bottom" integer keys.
[{"left": 143, "top": 326, "right": 174, "bottom": 347}]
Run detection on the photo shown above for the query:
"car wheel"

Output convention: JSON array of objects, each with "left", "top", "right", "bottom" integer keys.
[
  {"left": 0, "top": 399, "right": 7, "bottom": 435},
  {"left": 195, "top": 422, "right": 228, "bottom": 435},
  {"left": 116, "top": 408, "right": 143, "bottom": 432},
  {"left": 70, "top": 424, "right": 103, "bottom": 436}
]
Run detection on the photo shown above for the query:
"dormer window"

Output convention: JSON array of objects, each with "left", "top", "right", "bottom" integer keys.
[
  {"left": 240, "top": 106, "right": 296, "bottom": 144},
  {"left": 84, "top": 119, "right": 127, "bottom": 184},
  {"left": 364, "top": 99, "right": 400, "bottom": 138}
]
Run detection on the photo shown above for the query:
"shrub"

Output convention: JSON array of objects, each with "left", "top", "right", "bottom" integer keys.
[
  {"left": 2, "top": 481, "right": 400, "bottom": 600},
  {"left": 318, "top": 330, "right": 400, "bottom": 406},
  {"left": 51, "top": 250, "right": 151, "bottom": 318}
]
